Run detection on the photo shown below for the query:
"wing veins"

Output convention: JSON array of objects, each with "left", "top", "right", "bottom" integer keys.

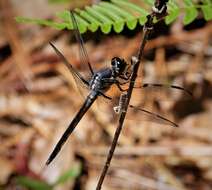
[
  {"left": 70, "top": 11, "right": 94, "bottom": 76},
  {"left": 129, "top": 105, "right": 178, "bottom": 127},
  {"left": 50, "top": 42, "right": 89, "bottom": 87},
  {"left": 134, "top": 83, "right": 193, "bottom": 96}
]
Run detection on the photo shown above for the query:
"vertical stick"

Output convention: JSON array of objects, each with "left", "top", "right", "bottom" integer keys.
[
  {"left": 96, "top": 19, "right": 153, "bottom": 190},
  {"left": 95, "top": 0, "right": 169, "bottom": 188}
]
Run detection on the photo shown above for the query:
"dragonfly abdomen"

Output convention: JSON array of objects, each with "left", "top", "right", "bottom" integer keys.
[{"left": 46, "top": 91, "right": 98, "bottom": 165}]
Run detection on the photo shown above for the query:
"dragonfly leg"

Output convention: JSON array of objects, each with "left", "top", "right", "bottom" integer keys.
[
  {"left": 119, "top": 75, "right": 130, "bottom": 81},
  {"left": 101, "top": 78, "right": 128, "bottom": 92},
  {"left": 98, "top": 91, "right": 112, "bottom": 100}
]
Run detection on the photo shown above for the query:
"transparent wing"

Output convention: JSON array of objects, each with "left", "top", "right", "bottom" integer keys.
[
  {"left": 70, "top": 11, "right": 94, "bottom": 76},
  {"left": 50, "top": 11, "right": 95, "bottom": 100},
  {"left": 127, "top": 105, "right": 178, "bottom": 127},
  {"left": 92, "top": 75, "right": 192, "bottom": 127},
  {"left": 49, "top": 42, "right": 90, "bottom": 98},
  {"left": 50, "top": 42, "right": 89, "bottom": 86},
  {"left": 110, "top": 93, "right": 178, "bottom": 127},
  {"left": 131, "top": 77, "right": 193, "bottom": 104}
]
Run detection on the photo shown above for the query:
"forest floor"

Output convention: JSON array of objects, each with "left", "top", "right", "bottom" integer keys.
[{"left": 0, "top": 0, "right": 212, "bottom": 190}]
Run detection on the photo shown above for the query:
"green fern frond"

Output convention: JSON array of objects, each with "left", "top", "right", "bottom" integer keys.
[
  {"left": 15, "top": 0, "right": 212, "bottom": 34},
  {"left": 183, "top": 0, "right": 198, "bottom": 25},
  {"left": 165, "top": 0, "right": 180, "bottom": 24},
  {"left": 48, "top": 0, "right": 70, "bottom": 4},
  {"left": 201, "top": 0, "right": 212, "bottom": 21},
  {"left": 166, "top": 0, "right": 212, "bottom": 25}
]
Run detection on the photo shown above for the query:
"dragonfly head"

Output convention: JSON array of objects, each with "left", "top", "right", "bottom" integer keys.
[{"left": 111, "top": 57, "right": 127, "bottom": 77}]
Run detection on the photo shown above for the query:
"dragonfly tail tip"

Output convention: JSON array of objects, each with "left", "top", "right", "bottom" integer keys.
[
  {"left": 45, "top": 159, "right": 51, "bottom": 166},
  {"left": 49, "top": 42, "right": 55, "bottom": 48},
  {"left": 174, "top": 124, "right": 179, "bottom": 127}
]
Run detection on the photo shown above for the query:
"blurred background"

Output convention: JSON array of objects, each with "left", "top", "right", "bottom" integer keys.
[{"left": 0, "top": 0, "right": 212, "bottom": 189}]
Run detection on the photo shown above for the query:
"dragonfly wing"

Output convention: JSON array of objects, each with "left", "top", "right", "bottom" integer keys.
[
  {"left": 50, "top": 42, "right": 90, "bottom": 99},
  {"left": 126, "top": 105, "right": 178, "bottom": 127},
  {"left": 50, "top": 42, "right": 89, "bottom": 86},
  {"left": 70, "top": 11, "right": 94, "bottom": 76},
  {"left": 104, "top": 93, "right": 178, "bottom": 127},
  {"left": 132, "top": 80, "right": 193, "bottom": 103}
]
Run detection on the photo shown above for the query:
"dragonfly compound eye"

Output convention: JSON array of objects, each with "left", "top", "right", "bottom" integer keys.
[
  {"left": 111, "top": 57, "right": 120, "bottom": 66},
  {"left": 111, "top": 57, "right": 127, "bottom": 75}
]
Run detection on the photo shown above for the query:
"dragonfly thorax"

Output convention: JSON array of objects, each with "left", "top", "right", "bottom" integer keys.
[{"left": 89, "top": 69, "right": 112, "bottom": 92}]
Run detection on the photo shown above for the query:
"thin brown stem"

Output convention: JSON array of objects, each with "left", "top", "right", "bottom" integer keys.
[
  {"left": 95, "top": 0, "right": 170, "bottom": 188},
  {"left": 95, "top": 17, "right": 153, "bottom": 190},
  {"left": 96, "top": 0, "right": 171, "bottom": 187}
]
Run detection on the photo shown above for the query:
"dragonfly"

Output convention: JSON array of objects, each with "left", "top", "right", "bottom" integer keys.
[{"left": 46, "top": 11, "right": 192, "bottom": 165}]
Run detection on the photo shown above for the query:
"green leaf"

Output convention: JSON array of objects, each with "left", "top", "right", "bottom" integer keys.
[
  {"left": 56, "top": 10, "right": 71, "bottom": 24},
  {"left": 89, "top": 5, "right": 116, "bottom": 34},
  {"left": 112, "top": 0, "right": 148, "bottom": 16},
  {"left": 48, "top": 0, "right": 70, "bottom": 3},
  {"left": 15, "top": 17, "right": 68, "bottom": 30},
  {"left": 85, "top": 5, "right": 113, "bottom": 34},
  {"left": 15, "top": 0, "right": 211, "bottom": 34},
  {"left": 113, "top": 22, "right": 125, "bottom": 33},
  {"left": 92, "top": 4, "right": 125, "bottom": 33},
  {"left": 166, "top": 8, "right": 179, "bottom": 24},
  {"left": 74, "top": 14, "right": 89, "bottom": 33},
  {"left": 183, "top": 0, "right": 198, "bottom": 25},
  {"left": 53, "top": 165, "right": 81, "bottom": 186},
  {"left": 201, "top": 5, "right": 212, "bottom": 21},
  {"left": 56, "top": 10, "right": 88, "bottom": 33},
  {"left": 16, "top": 176, "right": 52, "bottom": 190},
  {"left": 166, "top": 0, "right": 180, "bottom": 24},
  {"left": 100, "top": 2, "right": 137, "bottom": 30},
  {"left": 183, "top": 7, "right": 198, "bottom": 25},
  {"left": 203, "top": 0, "right": 212, "bottom": 4},
  {"left": 75, "top": 8, "right": 100, "bottom": 32},
  {"left": 143, "top": 0, "right": 154, "bottom": 6}
]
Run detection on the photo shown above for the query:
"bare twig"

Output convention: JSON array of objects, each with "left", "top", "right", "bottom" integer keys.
[{"left": 95, "top": 1, "right": 169, "bottom": 189}]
